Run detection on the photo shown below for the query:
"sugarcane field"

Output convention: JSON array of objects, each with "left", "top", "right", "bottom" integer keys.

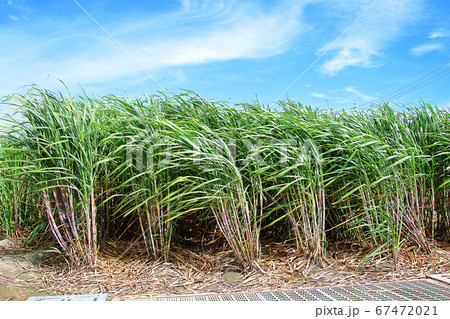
[{"left": 1, "top": 88, "right": 449, "bottom": 300}]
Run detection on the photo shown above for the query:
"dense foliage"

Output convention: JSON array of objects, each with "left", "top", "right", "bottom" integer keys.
[{"left": 1, "top": 87, "right": 449, "bottom": 268}]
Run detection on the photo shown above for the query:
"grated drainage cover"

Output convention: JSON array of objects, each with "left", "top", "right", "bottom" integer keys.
[
  {"left": 27, "top": 294, "right": 108, "bottom": 301},
  {"left": 143, "top": 279, "right": 450, "bottom": 301},
  {"left": 427, "top": 274, "right": 450, "bottom": 285}
]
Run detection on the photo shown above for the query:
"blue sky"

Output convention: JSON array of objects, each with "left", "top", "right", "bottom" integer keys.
[{"left": 1, "top": 0, "right": 450, "bottom": 114}]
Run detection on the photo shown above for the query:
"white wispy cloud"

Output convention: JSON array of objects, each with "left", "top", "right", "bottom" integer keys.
[
  {"left": 0, "top": 0, "right": 307, "bottom": 96},
  {"left": 311, "top": 92, "right": 326, "bottom": 99},
  {"left": 344, "top": 86, "right": 374, "bottom": 101},
  {"left": 8, "top": 14, "right": 20, "bottom": 21},
  {"left": 315, "top": 86, "right": 375, "bottom": 105},
  {"left": 411, "top": 43, "right": 443, "bottom": 56},
  {"left": 321, "top": 41, "right": 378, "bottom": 76},
  {"left": 429, "top": 30, "right": 448, "bottom": 39},
  {"left": 135, "top": 12, "right": 302, "bottom": 67},
  {"left": 321, "top": 0, "right": 423, "bottom": 76}
]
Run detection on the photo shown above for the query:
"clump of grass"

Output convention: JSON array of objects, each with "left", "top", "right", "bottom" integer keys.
[{"left": 1, "top": 88, "right": 113, "bottom": 265}]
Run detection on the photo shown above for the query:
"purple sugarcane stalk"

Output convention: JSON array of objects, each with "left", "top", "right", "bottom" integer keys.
[
  {"left": 53, "top": 187, "right": 74, "bottom": 251},
  {"left": 60, "top": 187, "right": 82, "bottom": 254},
  {"left": 42, "top": 190, "right": 75, "bottom": 264}
]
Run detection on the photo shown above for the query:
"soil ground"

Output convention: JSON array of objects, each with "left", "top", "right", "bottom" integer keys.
[
  {"left": 0, "top": 235, "right": 49, "bottom": 300},
  {"left": 1, "top": 231, "right": 450, "bottom": 301}
]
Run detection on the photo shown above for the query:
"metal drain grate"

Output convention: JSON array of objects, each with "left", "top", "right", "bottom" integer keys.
[
  {"left": 143, "top": 279, "right": 450, "bottom": 301},
  {"left": 427, "top": 274, "right": 450, "bottom": 285},
  {"left": 27, "top": 294, "right": 108, "bottom": 301}
]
